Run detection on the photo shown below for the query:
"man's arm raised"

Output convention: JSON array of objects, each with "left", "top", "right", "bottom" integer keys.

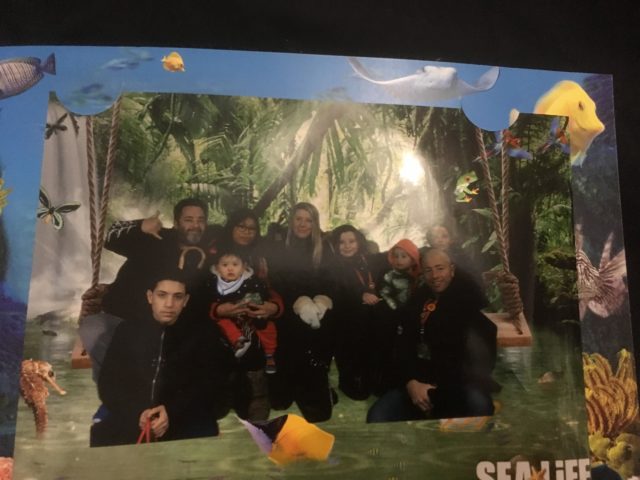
[
  {"left": 140, "top": 211, "right": 163, "bottom": 240},
  {"left": 104, "top": 211, "right": 164, "bottom": 256}
]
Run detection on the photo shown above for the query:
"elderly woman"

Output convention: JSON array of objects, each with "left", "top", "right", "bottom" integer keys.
[
  {"left": 267, "top": 202, "right": 337, "bottom": 422},
  {"left": 205, "top": 208, "right": 283, "bottom": 421}
]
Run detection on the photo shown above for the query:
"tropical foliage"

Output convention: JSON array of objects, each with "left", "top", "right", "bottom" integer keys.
[{"left": 94, "top": 93, "right": 577, "bottom": 321}]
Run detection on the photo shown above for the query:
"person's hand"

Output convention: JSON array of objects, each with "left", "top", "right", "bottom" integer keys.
[
  {"left": 139, "top": 405, "right": 169, "bottom": 438},
  {"left": 215, "top": 301, "right": 251, "bottom": 318},
  {"left": 293, "top": 296, "right": 320, "bottom": 329},
  {"left": 406, "top": 379, "right": 436, "bottom": 412},
  {"left": 246, "top": 301, "right": 278, "bottom": 319},
  {"left": 313, "top": 295, "right": 333, "bottom": 319},
  {"left": 141, "top": 211, "right": 163, "bottom": 240},
  {"left": 362, "top": 292, "right": 381, "bottom": 305}
]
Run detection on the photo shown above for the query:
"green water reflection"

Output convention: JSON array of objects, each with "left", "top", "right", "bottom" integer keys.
[{"left": 13, "top": 321, "right": 589, "bottom": 479}]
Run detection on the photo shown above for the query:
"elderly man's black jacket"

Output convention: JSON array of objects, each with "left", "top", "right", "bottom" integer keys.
[{"left": 397, "top": 270, "right": 498, "bottom": 392}]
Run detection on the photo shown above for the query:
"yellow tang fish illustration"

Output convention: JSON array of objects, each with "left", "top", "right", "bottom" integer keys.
[
  {"left": 161, "top": 51, "right": 185, "bottom": 72},
  {"left": 534, "top": 80, "right": 605, "bottom": 166},
  {"left": 239, "top": 414, "right": 334, "bottom": 466}
]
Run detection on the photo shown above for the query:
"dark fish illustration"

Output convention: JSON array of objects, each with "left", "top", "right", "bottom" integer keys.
[
  {"left": 67, "top": 83, "right": 114, "bottom": 108},
  {"left": 37, "top": 187, "right": 80, "bottom": 230},
  {"left": 0, "top": 54, "right": 56, "bottom": 100},
  {"left": 101, "top": 58, "right": 139, "bottom": 70},
  {"left": 101, "top": 48, "right": 153, "bottom": 70},
  {"left": 79, "top": 83, "right": 103, "bottom": 94}
]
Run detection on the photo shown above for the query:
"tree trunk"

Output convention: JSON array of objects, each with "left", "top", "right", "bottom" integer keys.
[
  {"left": 253, "top": 103, "right": 347, "bottom": 217},
  {"left": 362, "top": 184, "right": 405, "bottom": 232}
]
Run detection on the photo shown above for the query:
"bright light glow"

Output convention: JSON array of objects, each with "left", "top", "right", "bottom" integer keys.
[{"left": 399, "top": 151, "right": 425, "bottom": 185}]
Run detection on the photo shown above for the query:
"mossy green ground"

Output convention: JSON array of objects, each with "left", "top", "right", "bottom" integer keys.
[{"left": 13, "top": 321, "right": 589, "bottom": 479}]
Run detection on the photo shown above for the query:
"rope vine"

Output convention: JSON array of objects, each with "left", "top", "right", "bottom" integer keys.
[
  {"left": 475, "top": 127, "right": 524, "bottom": 331},
  {"left": 86, "top": 96, "right": 123, "bottom": 289}
]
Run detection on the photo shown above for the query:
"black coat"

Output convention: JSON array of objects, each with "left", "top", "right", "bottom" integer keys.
[
  {"left": 95, "top": 312, "right": 235, "bottom": 445},
  {"left": 331, "top": 253, "right": 388, "bottom": 311},
  {"left": 266, "top": 237, "right": 336, "bottom": 365},
  {"left": 397, "top": 273, "right": 497, "bottom": 392},
  {"left": 102, "top": 220, "right": 214, "bottom": 323}
]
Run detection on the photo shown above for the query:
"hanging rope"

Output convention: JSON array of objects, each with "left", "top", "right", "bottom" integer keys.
[
  {"left": 97, "top": 96, "right": 123, "bottom": 255},
  {"left": 85, "top": 97, "right": 123, "bottom": 290},
  {"left": 86, "top": 116, "right": 99, "bottom": 288},
  {"left": 475, "top": 128, "right": 524, "bottom": 332},
  {"left": 475, "top": 129, "right": 508, "bottom": 270},
  {"left": 500, "top": 140, "right": 510, "bottom": 268}
]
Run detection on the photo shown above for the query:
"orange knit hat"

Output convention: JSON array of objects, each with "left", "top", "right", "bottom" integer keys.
[{"left": 388, "top": 238, "right": 421, "bottom": 277}]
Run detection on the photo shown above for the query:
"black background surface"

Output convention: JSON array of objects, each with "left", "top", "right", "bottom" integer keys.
[{"left": 1, "top": 1, "right": 639, "bottom": 367}]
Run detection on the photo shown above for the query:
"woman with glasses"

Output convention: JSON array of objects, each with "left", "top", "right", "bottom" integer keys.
[{"left": 205, "top": 208, "right": 283, "bottom": 421}]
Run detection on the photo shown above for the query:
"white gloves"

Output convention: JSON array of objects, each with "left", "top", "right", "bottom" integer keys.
[
  {"left": 293, "top": 295, "right": 333, "bottom": 329},
  {"left": 293, "top": 296, "right": 320, "bottom": 329},
  {"left": 313, "top": 295, "right": 333, "bottom": 318}
]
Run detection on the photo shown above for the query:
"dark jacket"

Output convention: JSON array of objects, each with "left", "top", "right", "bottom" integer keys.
[
  {"left": 102, "top": 220, "right": 213, "bottom": 322},
  {"left": 267, "top": 237, "right": 335, "bottom": 306},
  {"left": 266, "top": 236, "right": 336, "bottom": 363},
  {"left": 331, "top": 253, "right": 388, "bottom": 312},
  {"left": 95, "top": 312, "right": 235, "bottom": 446},
  {"left": 397, "top": 273, "right": 497, "bottom": 392},
  {"left": 210, "top": 273, "right": 271, "bottom": 306}
]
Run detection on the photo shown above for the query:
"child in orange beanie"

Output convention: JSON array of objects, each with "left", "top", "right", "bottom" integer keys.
[{"left": 379, "top": 239, "right": 421, "bottom": 310}]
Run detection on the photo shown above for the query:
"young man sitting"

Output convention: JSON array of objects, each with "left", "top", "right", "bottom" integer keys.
[{"left": 91, "top": 268, "right": 234, "bottom": 447}]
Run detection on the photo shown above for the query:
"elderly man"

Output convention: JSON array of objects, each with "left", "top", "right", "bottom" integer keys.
[
  {"left": 91, "top": 269, "right": 234, "bottom": 447},
  {"left": 367, "top": 247, "right": 498, "bottom": 423}
]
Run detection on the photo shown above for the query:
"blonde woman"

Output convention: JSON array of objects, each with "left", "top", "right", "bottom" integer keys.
[{"left": 267, "top": 202, "right": 337, "bottom": 422}]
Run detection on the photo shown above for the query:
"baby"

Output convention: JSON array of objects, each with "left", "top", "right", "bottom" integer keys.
[
  {"left": 379, "top": 239, "right": 421, "bottom": 310},
  {"left": 209, "top": 249, "right": 277, "bottom": 373}
]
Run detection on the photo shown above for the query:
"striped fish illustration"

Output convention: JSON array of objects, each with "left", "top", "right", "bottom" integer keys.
[{"left": 0, "top": 54, "right": 56, "bottom": 100}]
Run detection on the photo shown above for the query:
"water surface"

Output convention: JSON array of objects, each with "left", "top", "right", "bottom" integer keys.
[{"left": 13, "top": 321, "right": 589, "bottom": 479}]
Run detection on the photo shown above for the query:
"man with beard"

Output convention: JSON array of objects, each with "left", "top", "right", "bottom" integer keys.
[
  {"left": 80, "top": 198, "right": 218, "bottom": 381},
  {"left": 100, "top": 198, "right": 211, "bottom": 322}
]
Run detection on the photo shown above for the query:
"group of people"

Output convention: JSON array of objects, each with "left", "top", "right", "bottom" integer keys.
[{"left": 82, "top": 198, "right": 498, "bottom": 447}]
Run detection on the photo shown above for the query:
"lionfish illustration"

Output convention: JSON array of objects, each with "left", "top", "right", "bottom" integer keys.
[
  {"left": 37, "top": 187, "right": 80, "bottom": 230},
  {"left": 576, "top": 224, "right": 627, "bottom": 319}
]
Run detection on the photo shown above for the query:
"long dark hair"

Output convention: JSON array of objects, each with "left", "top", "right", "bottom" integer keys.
[
  {"left": 221, "top": 208, "right": 262, "bottom": 247},
  {"left": 330, "top": 224, "right": 367, "bottom": 257}
]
